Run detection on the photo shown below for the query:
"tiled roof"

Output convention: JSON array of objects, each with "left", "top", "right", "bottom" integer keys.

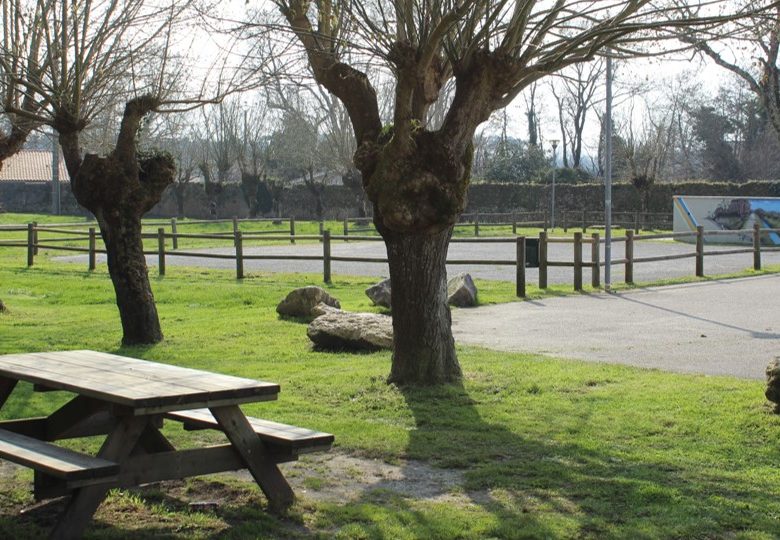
[{"left": 0, "top": 150, "right": 70, "bottom": 183}]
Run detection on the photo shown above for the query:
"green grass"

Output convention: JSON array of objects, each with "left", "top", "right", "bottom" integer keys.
[{"left": 1, "top": 242, "right": 780, "bottom": 538}]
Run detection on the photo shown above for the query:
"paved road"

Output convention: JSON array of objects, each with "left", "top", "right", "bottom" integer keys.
[
  {"left": 452, "top": 274, "right": 780, "bottom": 380},
  {"left": 55, "top": 237, "right": 780, "bottom": 286}
]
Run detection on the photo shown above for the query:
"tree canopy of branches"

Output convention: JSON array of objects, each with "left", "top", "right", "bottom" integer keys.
[
  {"left": 268, "top": 0, "right": 775, "bottom": 385},
  {"left": 683, "top": 5, "right": 780, "bottom": 142}
]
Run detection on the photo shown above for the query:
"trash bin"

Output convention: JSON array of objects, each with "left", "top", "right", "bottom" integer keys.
[{"left": 525, "top": 238, "right": 539, "bottom": 268}]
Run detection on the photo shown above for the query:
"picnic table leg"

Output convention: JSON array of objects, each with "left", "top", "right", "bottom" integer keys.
[
  {"left": 49, "top": 415, "right": 148, "bottom": 540},
  {"left": 210, "top": 405, "right": 295, "bottom": 512},
  {"left": 0, "top": 377, "right": 17, "bottom": 409}
]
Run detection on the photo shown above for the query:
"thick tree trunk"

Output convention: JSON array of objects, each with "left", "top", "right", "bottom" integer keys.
[
  {"left": 61, "top": 96, "right": 174, "bottom": 346},
  {"left": 98, "top": 210, "right": 162, "bottom": 345},
  {"left": 384, "top": 226, "right": 461, "bottom": 385}
]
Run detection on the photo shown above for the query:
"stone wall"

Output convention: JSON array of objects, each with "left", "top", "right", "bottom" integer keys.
[{"left": 2, "top": 179, "right": 779, "bottom": 219}]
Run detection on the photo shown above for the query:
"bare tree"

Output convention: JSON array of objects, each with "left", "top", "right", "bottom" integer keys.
[
  {"left": 2, "top": 0, "right": 248, "bottom": 345},
  {"left": 270, "top": 1, "right": 772, "bottom": 385},
  {"left": 682, "top": 5, "right": 780, "bottom": 141}
]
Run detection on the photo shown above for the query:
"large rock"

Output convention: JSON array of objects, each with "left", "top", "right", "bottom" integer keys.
[
  {"left": 447, "top": 273, "right": 478, "bottom": 307},
  {"left": 307, "top": 311, "right": 393, "bottom": 351},
  {"left": 766, "top": 357, "right": 780, "bottom": 411},
  {"left": 277, "top": 286, "right": 340, "bottom": 318},
  {"left": 366, "top": 278, "right": 392, "bottom": 308}
]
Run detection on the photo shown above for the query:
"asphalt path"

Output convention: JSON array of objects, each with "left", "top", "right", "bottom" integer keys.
[
  {"left": 55, "top": 237, "right": 780, "bottom": 286},
  {"left": 452, "top": 274, "right": 780, "bottom": 380}
]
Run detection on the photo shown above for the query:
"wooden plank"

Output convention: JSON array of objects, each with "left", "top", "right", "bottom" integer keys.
[
  {"left": 0, "top": 428, "right": 118, "bottom": 482},
  {"left": 0, "top": 377, "right": 17, "bottom": 409},
  {"left": 166, "top": 409, "right": 334, "bottom": 450},
  {"left": 0, "top": 351, "right": 279, "bottom": 411},
  {"left": 210, "top": 405, "right": 295, "bottom": 512}
]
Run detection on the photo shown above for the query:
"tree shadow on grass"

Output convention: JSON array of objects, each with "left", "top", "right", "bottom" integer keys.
[{"left": 319, "top": 383, "right": 780, "bottom": 539}]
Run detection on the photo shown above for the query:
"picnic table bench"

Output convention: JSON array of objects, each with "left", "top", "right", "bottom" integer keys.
[{"left": 0, "top": 350, "right": 334, "bottom": 539}]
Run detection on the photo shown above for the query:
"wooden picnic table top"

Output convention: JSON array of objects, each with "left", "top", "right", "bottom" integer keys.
[{"left": 0, "top": 350, "right": 279, "bottom": 414}]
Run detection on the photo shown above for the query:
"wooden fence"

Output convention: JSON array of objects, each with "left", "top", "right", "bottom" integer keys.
[{"left": 3, "top": 222, "right": 778, "bottom": 297}]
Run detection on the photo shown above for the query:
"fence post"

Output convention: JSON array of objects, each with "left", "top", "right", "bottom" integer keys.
[
  {"left": 27, "top": 223, "right": 34, "bottom": 267},
  {"left": 32, "top": 221, "right": 39, "bottom": 255},
  {"left": 157, "top": 228, "right": 166, "bottom": 276},
  {"left": 343, "top": 218, "right": 349, "bottom": 241},
  {"left": 290, "top": 216, "right": 296, "bottom": 245},
  {"left": 753, "top": 222, "right": 762, "bottom": 271},
  {"left": 581, "top": 209, "right": 586, "bottom": 232},
  {"left": 543, "top": 209, "right": 549, "bottom": 231},
  {"left": 539, "top": 231, "right": 548, "bottom": 289},
  {"left": 573, "top": 232, "right": 583, "bottom": 291},
  {"left": 170, "top": 218, "right": 178, "bottom": 250},
  {"left": 323, "top": 230, "right": 332, "bottom": 284},
  {"left": 516, "top": 236, "right": 526, "bottom": 298},
  {"left": 474, "top": 212, "right": 480, "bottom": 236},
  {"left": 232, "top": 217, "right": 239, "bottom": 246},
  {"left": 591, "top": 232, "right": 600, "bottom": 289},
  {"left": 695, "top": 225, "right": 704, "bottom": 277},
  {"left": 235, "top": 230, "right": 244, "bottom": 279},
  {"left": 563, "top": 211, "right": 568, "bottom": 233},
  {"left": 634, "top": 212, "right": 640, "bottom": 234},
  {"left": 625, "top": 230, "right": 634, "bottom": 284},
  {"left": 512, "top": 212, "right": 517, "bottom": 235},
  {"left": 88, "top": 227, "right": 96, "bottom": 271}
]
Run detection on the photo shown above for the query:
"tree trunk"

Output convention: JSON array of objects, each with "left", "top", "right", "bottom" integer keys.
[
  {"left": 384, "top": 226, "right": 461, "bottom": 385},
  {"left": 98, "top": 209, "right": 162, "bottom": 345},
  {"left": 61, "top": 96, "right": 174, "bottom": 346}
]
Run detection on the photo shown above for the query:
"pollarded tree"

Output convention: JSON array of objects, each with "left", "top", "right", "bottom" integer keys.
[
  {"left": 270, "top": 0, "right": 774, "bottom": 385},
  {"left": 3, "top": 0, "right": 243, "bottom": 345}
]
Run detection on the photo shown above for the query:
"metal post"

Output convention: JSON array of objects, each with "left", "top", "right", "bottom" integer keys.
[
  {"left": 695, "top": 225, "right": 704, "bottom": 277},
  {"left": 171, "top": 218, "right": 178, "bottom": 250},
  {"left": 32, "top": 221, "right": 39, "bottom": 255},
  {"left": 551, "top": 140, "right": 558, "bottom": 230},
  {"left": 516, "top": 236, "right": 526, "bottom": 298},
  {"left": 573, "top": 232, "right": 583, "bottom": 291},
  {"left": 27, "top": 223, "right": 35, "bottom": 267},
  {"left": 625, "top": 230, "right": 634, "bottom": 284},
  {"left": 591, "top": 233, "right": 600, "bottom": 288},
  {"left": 88, "top": 227, "right": 96, "bottom": 271},
  {"left": 323, "top": 230, "right": 332, "bottom": 284},
  {"left": 235, "top": 230, "right": 244, "bottom": 279},
  {"left": 539, "top": 231, "right": 548, "bottom": 289},
  {"left": 753, "top": 222, "right": 762, "bottom": 271},
  {"left": 157, "top": 228, "right": 166, "bottom": 276},
  {"left": 605, "top": 55, "right": 614, "bottom": 290}
]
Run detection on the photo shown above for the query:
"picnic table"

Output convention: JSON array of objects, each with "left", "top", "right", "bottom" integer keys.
[{"left": 0, "top": 350, "right": 334, "bottom": 539}]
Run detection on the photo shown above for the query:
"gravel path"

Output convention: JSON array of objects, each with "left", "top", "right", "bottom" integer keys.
[
  {"left": 54, "top": 237, "right": 780, "bottom": 286},
  {"left": 452, "top": 274, "right": 780, "bottom": 380}
]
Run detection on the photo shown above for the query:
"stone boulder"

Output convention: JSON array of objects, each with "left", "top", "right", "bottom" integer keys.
[
  {"left": 276, "top": 286, "right": 341, "bottom": 318},
  {"left": 307, "top": 311, "right": 393, "bottom": 351},
  {"left": 447, "top": 273, "right": 478, "bottom": 307},
  {"left": 311, "top": 302, "right": 341, "bottom": 318},
  {"left": 766, "top": 357, "right": 780, "bottom": 411},
  {"left": 366, "top": 278, "right": 392, "bottom": 308}
]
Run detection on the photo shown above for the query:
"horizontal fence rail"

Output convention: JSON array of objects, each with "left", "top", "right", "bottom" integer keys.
[{"left": 2, "top": 218, "right": 778, "bottom": 296}]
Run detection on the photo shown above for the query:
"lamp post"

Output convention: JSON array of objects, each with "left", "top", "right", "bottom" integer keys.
[{"left": 550, "top": 139, "right": 559, "bottom": 231}]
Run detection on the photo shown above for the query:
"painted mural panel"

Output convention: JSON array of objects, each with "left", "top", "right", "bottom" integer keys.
[{"left": 673, "top": 196, "right": 780, "bottom": 245}]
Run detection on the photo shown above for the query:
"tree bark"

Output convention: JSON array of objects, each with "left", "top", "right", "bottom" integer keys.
[
  {"left": 384, "top": 226, "right": 461, "bottom": 386},
  {"left": 99, "top": 208, "right": 162, "bottom": 345}
]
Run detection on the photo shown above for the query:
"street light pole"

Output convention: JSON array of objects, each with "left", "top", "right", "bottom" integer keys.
[
  {"left": 605, "top": 56, "right": 614, "bottom": 290},
  {"left": 550, "top": 139, "right": 559, "bottom": 231}
]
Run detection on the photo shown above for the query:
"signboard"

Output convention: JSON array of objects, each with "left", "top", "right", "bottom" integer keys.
[{"left": 673, "top": 196, "right": 780, "bottom": 245}]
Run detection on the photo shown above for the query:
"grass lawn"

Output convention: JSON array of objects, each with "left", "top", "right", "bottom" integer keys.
[{"left": 0, "top": 238, "right": 779, "bottom": 538}]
